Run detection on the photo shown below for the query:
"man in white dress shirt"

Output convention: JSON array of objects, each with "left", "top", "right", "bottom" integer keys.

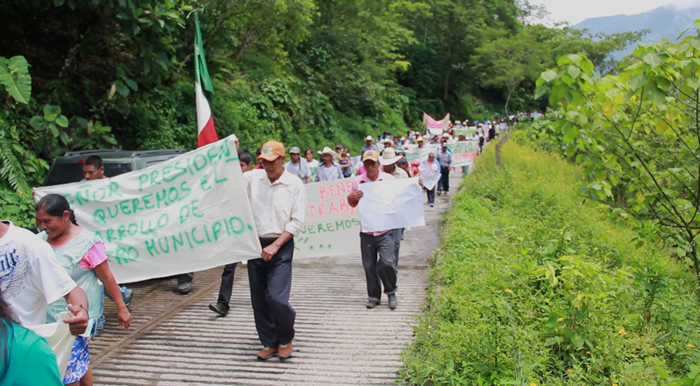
[{"left": 244, "top": 140, "right": 307, "bottom": 361}]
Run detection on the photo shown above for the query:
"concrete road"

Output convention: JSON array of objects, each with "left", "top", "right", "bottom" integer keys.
[{"left": 91, "top": 174, "right": 462, "bottom": 385}]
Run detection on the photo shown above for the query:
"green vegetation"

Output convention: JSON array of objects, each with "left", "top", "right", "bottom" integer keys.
[
  {"left": 534, "top": 24, "right": 700, "bottom": 283},
  {"left": 0, "top": 1, "right": 643, "bottom": 203},
  {"left": 403, "top": 141, "right": 700, "bottom": 385}
]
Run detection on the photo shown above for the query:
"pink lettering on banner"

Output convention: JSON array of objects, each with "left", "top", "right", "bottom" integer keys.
[
  {"left": 454, "top": 153, "right": 477, "bottom": 162},
  {"left": 307, "top": 198, "right": 355, "bottom": 217},
  {"left": 318, "top": 181, "right": 354, "bottom": 199}
]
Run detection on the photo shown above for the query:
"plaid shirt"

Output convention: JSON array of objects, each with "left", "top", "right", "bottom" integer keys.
[{"left": 436, "top": 150, "right": 452, "bottom": 167}]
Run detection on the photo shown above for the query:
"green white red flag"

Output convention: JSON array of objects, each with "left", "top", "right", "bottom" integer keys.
[{"left": 193, "top": 13, "right": 218, "bottom": 147}]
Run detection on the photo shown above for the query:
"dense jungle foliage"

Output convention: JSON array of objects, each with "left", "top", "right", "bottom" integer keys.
[{"left": 0, "top": 0, "right": 643, "bottom": 218}]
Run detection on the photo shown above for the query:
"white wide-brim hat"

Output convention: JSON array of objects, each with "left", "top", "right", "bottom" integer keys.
[
  {"left": 318, "top": 147, "right": 339, "bottom": 158},
  {"left": 379, "top": 147, "right": 403, "bottom": 166}
]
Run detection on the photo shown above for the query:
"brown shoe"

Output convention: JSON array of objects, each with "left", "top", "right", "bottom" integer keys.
[
  {"left": 278, "top": 342, "right": 293, "bottom": 360},
  {"left": 257, "top": 346, "right": 278, "bottom": 361}
]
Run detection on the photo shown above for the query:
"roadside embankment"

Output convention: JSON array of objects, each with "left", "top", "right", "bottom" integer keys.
[{"left": 403, "top": 141, "right": 700, "bottom": 385}]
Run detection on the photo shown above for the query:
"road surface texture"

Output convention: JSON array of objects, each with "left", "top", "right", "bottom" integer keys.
[{"left": 91, "top": 173, "right": 462, "bottom": 385}]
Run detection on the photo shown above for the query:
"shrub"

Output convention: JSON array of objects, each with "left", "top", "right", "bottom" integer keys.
[{"left": 403, "top": 142, "right": 700, "bottom": 385}]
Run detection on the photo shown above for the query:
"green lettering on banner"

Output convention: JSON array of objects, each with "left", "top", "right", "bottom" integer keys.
[
  {"left": 184, "top": 230, "right": 194, "bottom": 248},
  {"left": 172, "top": 233, "right": 185, "bottom": 252},
  {"left": 145, "top": 238, "right": 158, "bottom": 256},
  {"left": 93, "top": 186, "right": 106, "bottom": 202},
  {"left": 179, "top": 181, "right": 191, "bottom": 201},
  {"left": 207, "top": 146, "right": 220, "bottom": 166},
  {"left": 138, "top": 174, "right": 148, "bottom": 192},
  {"left": 142, "top": 193, "right": 154, "bottom": 210},
  {"left": 117, "top": 225, "right": 126, "bottom": 240},
  {"left": 127, "top": 223, "right": 138, "bottom": 236},
  {"left": 112, "top": 246, "right": 138, "bottom": 265},
  {"left": 193, "top": 154, "right": 207, "bottom": 171},
  {"left": 172, "top": 161, "right": 188, "bottom": 181},
  {"left": 94, "top": 209, "right": 106, "bottom": 225},
  {"left": 119, "top": 200, "right": 132, "bottom": 215},
  {"left": 75, "top": 184, "right": 90, "bottom": 205},
  {"left": 228, "top": 217, "right": 245, "bottom": 234},
  {"left": 158, "top": 237, "right": 170, "bottom": 253},
  {"left": 191, "top": 227, "right": 205, "bottom": 244},
  {"left": 162, "top": 165, "right": 173, "bottom": 182},
  {"left": 131, "top": 198, "right": 144, "bottom": 214},
  {"left": 149, "top": 169, "right": 160, "bottom": 188},
  {"left": 214, "top": 169, "right": 227, "bottom": 184},
  {"left": 106, "top": 228, "right": 116, "bottom": 243},
  {"left": 108, "top": 182, "right": 121, "bottom": 198},
  {"left": 200, "top": 173, "right": 212, "bottom": 191},
  {"left": 212, "top": 221, "right": 223, "bottom": 241},
  {"left": 203, "top": 225, "right": 212, "bottom": 242}
]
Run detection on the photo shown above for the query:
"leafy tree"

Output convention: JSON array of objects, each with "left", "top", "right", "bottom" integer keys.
[
  {"left": 472, "top": 27, "right": 548, "bottom": 115},
  {"left": 536, "top": 23, "right": 700, "bottom": 281}
]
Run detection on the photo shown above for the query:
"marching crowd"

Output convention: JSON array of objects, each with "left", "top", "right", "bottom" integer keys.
[{"left": 0, "top": 118, "right": 506, "bottom": 385}]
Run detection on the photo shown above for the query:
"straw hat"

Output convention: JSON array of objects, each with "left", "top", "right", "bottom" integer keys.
[
  {"left": 379, "top": 147, "right": 402, "bottom": 166},
  {"left": 318, "top": 146, "right": 339, "bottom": 159}
]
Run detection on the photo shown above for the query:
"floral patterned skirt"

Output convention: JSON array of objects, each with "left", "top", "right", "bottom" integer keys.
[{"left": 63, "top": 336, "right": 89, "bottom": 384}]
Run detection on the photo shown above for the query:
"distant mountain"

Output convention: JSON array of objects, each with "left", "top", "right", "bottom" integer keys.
[{"left": 573, "top": 4, "right": 700, "bottom": 59}]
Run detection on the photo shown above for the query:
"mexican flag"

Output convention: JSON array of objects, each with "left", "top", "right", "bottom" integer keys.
[{"left": 194, "top": 13, "right": 218, "bottom": 148}]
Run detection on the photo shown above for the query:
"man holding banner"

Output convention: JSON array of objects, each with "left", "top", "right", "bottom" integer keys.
[
  {"left": 244, "top": 140, "right": 306, "bottom": 361},
  {"left": 347, "top": 150, "right": 398, "bottom": 310}
]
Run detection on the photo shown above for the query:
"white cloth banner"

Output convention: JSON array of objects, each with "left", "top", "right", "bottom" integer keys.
[
  {"left": 450, "top": 141, "right": 479, "bottom": 167},
  {"left": 404, "top": 145, "right": 438, "bottom": 162},
  {"left": 358, "top": 178, "right": 425, "bottom": 233},
  {"left": 428, "top": 128, "right": 444, "bottom": 137},
  {"left": 34, "top": 135, "right": 262, "bottom": 283},
  {"left": 296, "top": 178, "right": 360, "bottom": 258},
  {"left": 419, "top": 163, "right": 441, "bottom": 190},
  {"left": 27, "top": 312, "right": 76, "bottom": 379}
]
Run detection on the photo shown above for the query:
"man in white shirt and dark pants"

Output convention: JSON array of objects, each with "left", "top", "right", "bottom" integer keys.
[{"left": 244, "top": 140, "right": 307, "bottom": 361}]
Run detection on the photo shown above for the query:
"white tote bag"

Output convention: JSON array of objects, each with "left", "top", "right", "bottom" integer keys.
[{"left": 26, "top": 311, "right": 77, "bottom": 379}]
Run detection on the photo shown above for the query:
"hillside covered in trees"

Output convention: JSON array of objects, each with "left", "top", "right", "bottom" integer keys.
[{"left": 0, "top": 0, "right": 643, "bottom": 197}]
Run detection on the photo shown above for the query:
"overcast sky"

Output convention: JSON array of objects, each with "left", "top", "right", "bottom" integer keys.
[{"left": 531, "top": 0, "right": 700, "bottom": 25}]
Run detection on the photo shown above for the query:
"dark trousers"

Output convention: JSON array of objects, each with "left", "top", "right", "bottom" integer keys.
[
  {"left": 176, "top": 272, "right": 194, "bottom": 284},
  {"left": 392, "top": 228, "right": 404, "bottom": 271},
  {"left": 247, "top": 238, "right": 296, "bottom": 348},
  {"left": 426, "top": 187, "right": 436, "bottom": 204},
  {"left": 215, "top": 263, "right": 238, "bottom": 312},
  {"left": 439, "top": 167, "right": 450, "bottom": 192},
  {"left": 360, "top": 232, "right": 397, "bottom": 302}
]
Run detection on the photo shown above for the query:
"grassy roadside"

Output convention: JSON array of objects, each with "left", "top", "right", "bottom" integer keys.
[{"left": 403, "top": 140, "right": 700, "bottom": 385}]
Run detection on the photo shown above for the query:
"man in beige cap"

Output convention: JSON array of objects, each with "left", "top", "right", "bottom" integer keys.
[
  {"left": 416, "top": 136, "right": 425, "bottom": 149},
  {"left": 244, "top": 140, "right": 307, "bottom": 361}
]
